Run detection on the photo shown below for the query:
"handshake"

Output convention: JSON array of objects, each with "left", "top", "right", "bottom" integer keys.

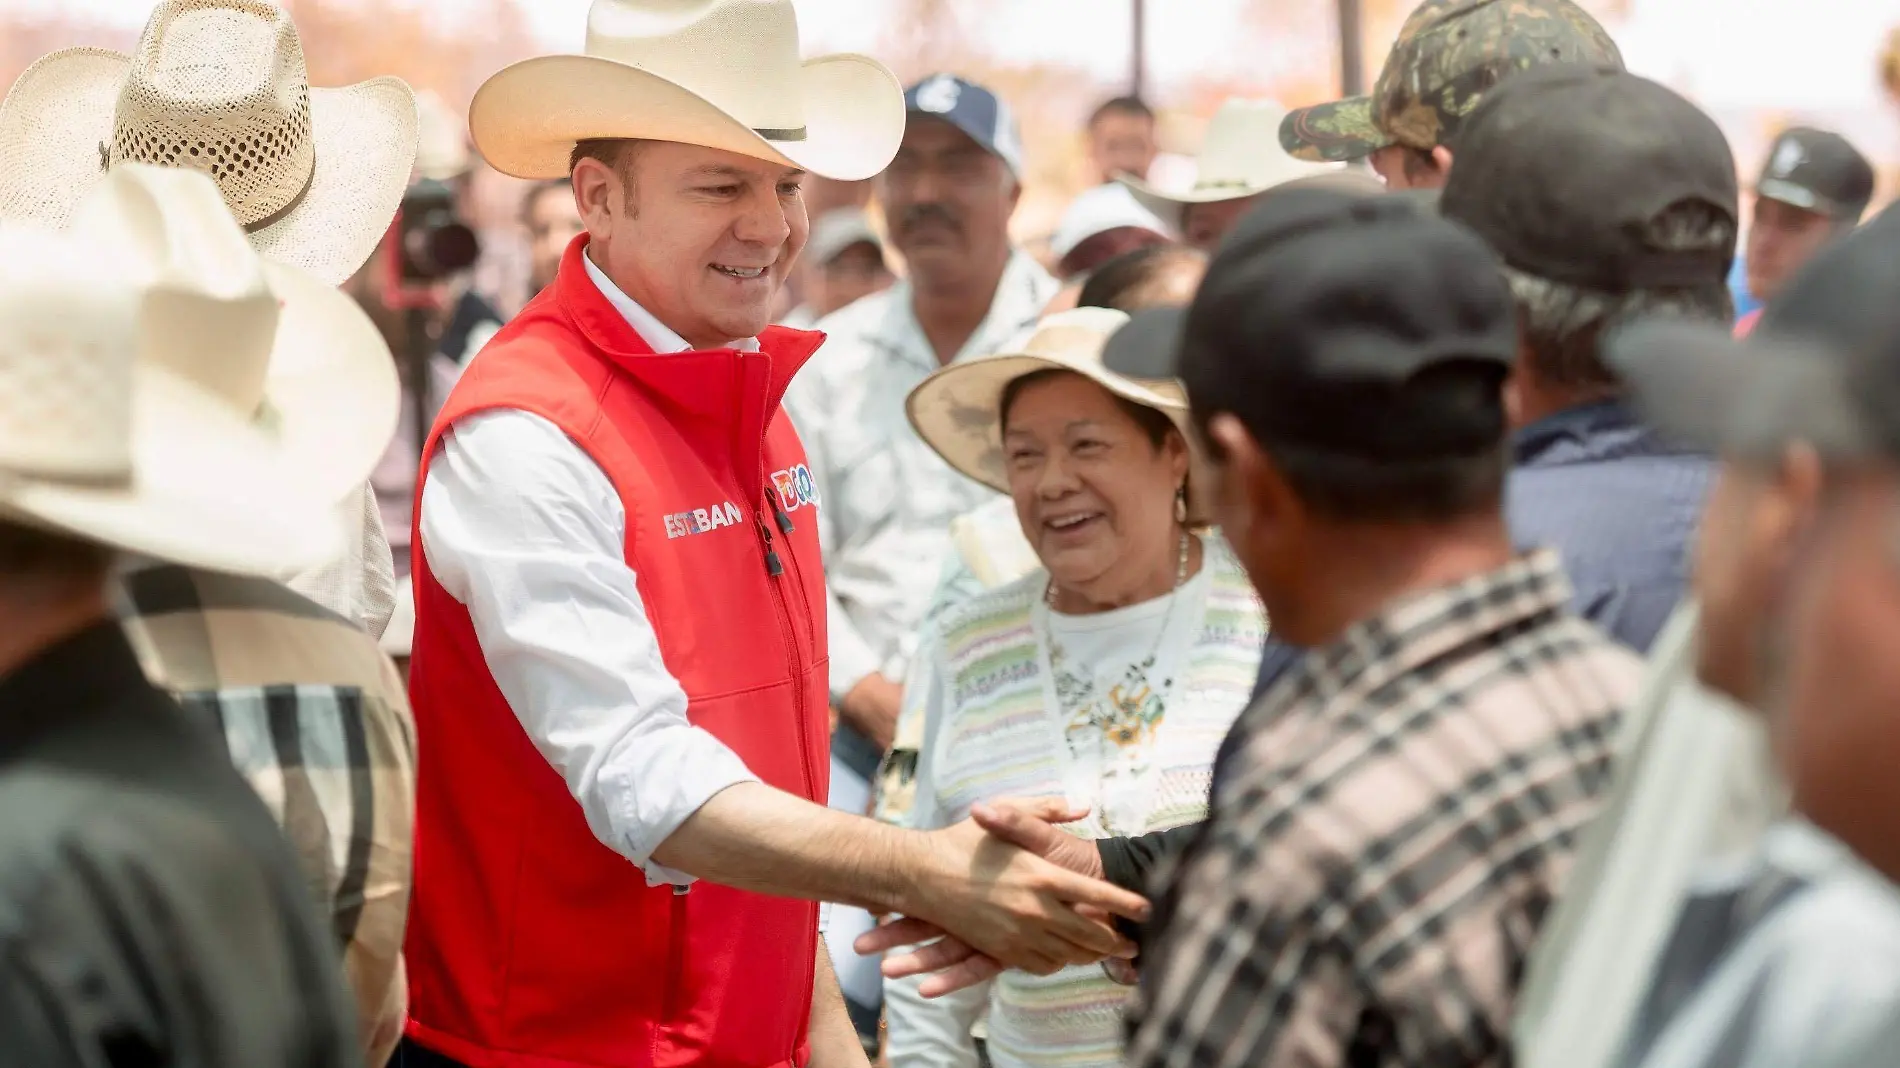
[{"left": 856, "top": 798, "right": 1147, "bottom": 996}]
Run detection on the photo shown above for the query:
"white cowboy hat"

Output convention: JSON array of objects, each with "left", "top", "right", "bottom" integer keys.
[
  {"left": 1117, "top": 99, "right": 1339, "bottom": 231},
  {"left": 70, "top": 164, "right": 400, "bottom": 508},
  {"left": 0, "top": 221, "right": 339, "bottom": 576},
  {"left": 907, "top": 307, "right": 1216, "bottom": 526},
  {"left": 0, "top": 0, "right": 419, "bottom": 287},
  {"left": 470, "top": 0, "right": 905, "bottom": 182}
]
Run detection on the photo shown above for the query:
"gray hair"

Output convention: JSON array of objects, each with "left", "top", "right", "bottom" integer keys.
[{"left": 1507, "top": 201, "right": 1737, "bottom": 389}]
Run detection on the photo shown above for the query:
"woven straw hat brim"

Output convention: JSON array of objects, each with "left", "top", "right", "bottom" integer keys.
[
  {"left": 0, "top": 365, "right": 340, "bottom": 576},
  {"left": 470, "top": 51, "right": 903, "bottom": 182},
  {"left": 257, "top": 260, "right": 401, "bottom": 504},
  {"left": 0, "top": 47, "right": 419, "bottom": 286},
  {"left": 906, "top": 354, "right": 1216, "bottom": 527}
]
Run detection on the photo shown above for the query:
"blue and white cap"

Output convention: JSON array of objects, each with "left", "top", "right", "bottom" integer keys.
[{"left": 903, "top": 73, "right": 1025, "bottom": 178}]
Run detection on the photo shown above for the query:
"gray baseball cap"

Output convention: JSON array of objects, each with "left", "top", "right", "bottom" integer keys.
[
  {"left": 1606, "top": 199, "right": 1900, "bottom": 462},
  {"left": 806, "top": 208, "right": 883, "bottom": 268}
]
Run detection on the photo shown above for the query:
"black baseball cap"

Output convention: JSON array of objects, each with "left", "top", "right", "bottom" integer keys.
[
  {"left": 1441, "top": 65, "right": 1738, "bottom": 292},
  {"left": 1105, "top": 187, "right": 1519, "bottom": 461},
  {"left": 1606, "top": 200, "right": 1900, "bottom": 462},
  {"left": 1755, "top": 126, "right": 1875, "bottom": 222}
]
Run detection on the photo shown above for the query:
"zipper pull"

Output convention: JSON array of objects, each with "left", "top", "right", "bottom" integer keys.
[
  {"left": 755, "top": 514, "right": 785, "bottom": 577},
  {"left": 766, "top": 484, "right": 796, "bottom": 534}
]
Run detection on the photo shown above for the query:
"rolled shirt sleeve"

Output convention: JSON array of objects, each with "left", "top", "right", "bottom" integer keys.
[{"left": 419, "top": 409, "right": 759, "bottom": 887}]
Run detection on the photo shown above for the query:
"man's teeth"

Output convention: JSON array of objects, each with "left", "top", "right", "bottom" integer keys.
[{"left": 714, "top": 265, "right": 766, "bottom": 279}]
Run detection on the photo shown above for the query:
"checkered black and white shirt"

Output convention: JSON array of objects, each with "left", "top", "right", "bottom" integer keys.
[
  {"left": 1127, "top": 550, "right": 1643, "bottom": 1068},
  {"left": 117, "top": 564, "right": 417, "bottom": 1060}
]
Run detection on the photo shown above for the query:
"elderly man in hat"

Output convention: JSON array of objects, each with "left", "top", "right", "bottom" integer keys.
[
  {"left": 0, "top": 197, "right": 358, "bottom": 1062},
  {"left": 404, "top": 4, "right": 1148, "bottom": 1067},
  {"left": 0, "top": 5, "right": 422, "bottom": 1062}
]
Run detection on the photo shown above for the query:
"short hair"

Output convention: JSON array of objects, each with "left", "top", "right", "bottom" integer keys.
[
  {"left": 1000, "top": 368, "right": 1178, "bottom": 451},
  {"left": 519, "top": 178, "right": 573, "bottom": 227},
  {"left": 1508, "top": 199, "right": 1736, "bottom": 389},
  {"left": 569, "top": 138, "right": 644, "bottom": 179},
  {"left": 0, "top": 520, "right": 112, "bottom": 580},
  {"left": 1089, "top": 95, "right": 1155, "bottom": 128},
  {"left": 1076, "top": 243, "right": 1207, "bottom": 312}
]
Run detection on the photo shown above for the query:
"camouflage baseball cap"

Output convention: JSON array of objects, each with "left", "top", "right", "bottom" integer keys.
[{"left": 1279, "top": 0, "right": 1623, "bottom": 163}]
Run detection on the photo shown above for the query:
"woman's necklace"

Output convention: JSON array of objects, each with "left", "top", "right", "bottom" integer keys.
[{"left": 1043, "top": 533, "right": 1197, "bottom": 834}]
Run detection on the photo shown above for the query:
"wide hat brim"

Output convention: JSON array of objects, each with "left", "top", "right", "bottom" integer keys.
[
  {"left": 469, "top": 51, "right": 904, "bottom": 182},
  {"left": 907, "top": 353, "right": 1216, "bottom": 527},
  {"left": 0, "top": 366, "right": 341, "bottom": 576},
  {"left": 0, "top": 48, "right": 419, "bottom": 287}
]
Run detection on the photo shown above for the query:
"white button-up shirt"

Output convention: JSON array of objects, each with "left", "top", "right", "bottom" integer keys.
[
  {"left": 786, "top": 250, "right": 1059, "bottom": 699},
  {"left": 416, "top": 254, "right": 763, "bottom": 888}
]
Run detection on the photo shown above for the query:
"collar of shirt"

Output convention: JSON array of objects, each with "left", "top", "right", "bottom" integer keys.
[
  {"left": 581, "top": 248, "right": 761, "bottom": 354},
  {"left": 0, "top": 621, "right": 149, "bottom": 754},
  {"left": 1512, "top": 398, "right": 1697, "bottom": 470},
  {"left": 876, "top": 248, "right": 1056, "bottom": 370},
  {"left": 1292, "top": 549, "right": 1575, "bottom": 712}
]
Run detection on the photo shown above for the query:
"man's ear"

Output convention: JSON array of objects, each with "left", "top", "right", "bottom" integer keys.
[
  {"left": 571, "top": 157, "right": 621, "bottom": 238},
  {"left": 1205, "top": 413, "right": 1281, "bottom": 527},
  {"left": 1430, "top": 145, "right": 1454, "bottom": 179}
]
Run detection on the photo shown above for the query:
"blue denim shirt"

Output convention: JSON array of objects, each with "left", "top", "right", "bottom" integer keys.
[{"left": 1248, "top": 401, "right": 1712, "bottom": 706}]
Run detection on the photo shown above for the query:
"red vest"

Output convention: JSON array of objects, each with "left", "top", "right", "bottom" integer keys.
[{"left": 404, "top": 238, "right": 832, "bottom": 1068}]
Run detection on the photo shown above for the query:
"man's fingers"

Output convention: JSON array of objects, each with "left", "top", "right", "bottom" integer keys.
[
  {"left": 970, "top": 800, "right": 1085, "bottom": 855},
  {"left": 854, "top": 917, "right": 944, "bottom": 956},
  {"left": 918, "top": 955, "right": 1007, "bottom": 998},
  {"left": 878, "top": 936, "right": 978, "bottom": 979},
  {"left": 1045, "top": 865, "right": 1151, "bottom": 923}
]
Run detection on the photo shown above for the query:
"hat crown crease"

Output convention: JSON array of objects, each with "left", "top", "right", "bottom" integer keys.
[
  {"left": 586, "top": 0, "right": 808, "bottom": 135},
  {"left": 109, "top": 0, "right": 316, "bottom": 230}
]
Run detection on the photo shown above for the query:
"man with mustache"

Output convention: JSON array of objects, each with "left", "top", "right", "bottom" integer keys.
[{"left": 785, "top": 72, "right": 1059, "bottom": 1043}]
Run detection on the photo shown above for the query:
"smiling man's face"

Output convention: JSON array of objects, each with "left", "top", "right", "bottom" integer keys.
[{"left": 576, "top": 140, "right": 810, "bottom": 349}]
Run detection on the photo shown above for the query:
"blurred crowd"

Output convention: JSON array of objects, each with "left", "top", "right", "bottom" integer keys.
[{"left": 7, "top": 2, "right": 1900, "bottom": 1068}]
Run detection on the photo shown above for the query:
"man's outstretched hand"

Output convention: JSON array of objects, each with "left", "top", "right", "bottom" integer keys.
[{"left": 861, "top": 798, "right": 1134, "bottom": 998}]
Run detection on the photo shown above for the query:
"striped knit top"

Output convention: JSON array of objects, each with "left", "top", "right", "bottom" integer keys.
[{"left": 888, "top": 538, "right": 1265, "bottom": 1068}]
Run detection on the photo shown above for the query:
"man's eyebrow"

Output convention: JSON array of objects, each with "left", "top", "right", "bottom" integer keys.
[
  {"left": 682, "top": 165, "right": 809, "bottom": 182},
  {"left": 683, "top": 165, "right": 755, "bottom": 180}
]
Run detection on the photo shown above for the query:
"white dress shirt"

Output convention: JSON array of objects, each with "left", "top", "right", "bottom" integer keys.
[
  {"left": 417, "top": 254, "right": 763, "bottom": 887},
  {"left": 785, "top": 251, "right": 1059, "bottom": 701}
]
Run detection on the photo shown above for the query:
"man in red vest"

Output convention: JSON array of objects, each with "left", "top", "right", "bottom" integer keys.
[{"left": 399, "top": 3, "right": 1148, "bottom": 1067}]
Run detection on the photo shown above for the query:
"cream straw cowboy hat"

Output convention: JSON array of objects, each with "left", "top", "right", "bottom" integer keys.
[
  {"left": 1117, "top": 99, "right": 1339, "bottom": 231},
  {"left": 907, "top": 307, "right": 1216, "bottom": 527},
  {"left": 470, "top": 0, "right": 905, "bottom": 182},
  {"left": 70, "top": 164, "right": 400, "bottom": 508},
  {"left": 0, "top": 219, "right": 339, "bottom": 576},
  {"left": 0, "top": 0, "right": 419, "bottom": 287}
]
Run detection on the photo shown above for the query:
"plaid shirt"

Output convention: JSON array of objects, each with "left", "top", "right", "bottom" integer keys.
[
  {"left": 116, "top": 564, "right": 417, "bottom": 1062},
  {"left": 1127, "top": 550, "right": 1643, "bottom": 1068}
]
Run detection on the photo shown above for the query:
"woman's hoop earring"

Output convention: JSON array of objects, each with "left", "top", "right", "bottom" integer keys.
[{"left": 1174, "top": 485, "right": 1188, "bottom": 524}]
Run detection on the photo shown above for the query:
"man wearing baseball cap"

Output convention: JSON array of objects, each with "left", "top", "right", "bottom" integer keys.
[
  {"left": 1738, "top": 126, "right": 1875, "bottom": 335},
  {"left": 407, "top": 8, "right": 1142, "bottom": 1067},
  {"left": 1109, "top": 187, "right": 1641, "bottom": 1066},
  {"left": 785, "top": 71, "right": 1060, "bottom": 1043},
  {"left": 781, "top": 208, "right": 892, "bottom": 329},
  {"left": 1589, "top": 202, "right": 1900, "bottom": 1068},
  {"left": 1439, "top": 64, "right": 1738, "bottom": 654},
  {"left": 1279, "top": 0, "right": 1622, "bottom": 189}
]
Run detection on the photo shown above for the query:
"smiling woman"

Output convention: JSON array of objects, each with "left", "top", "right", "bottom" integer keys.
[{"left": 889, "top": 307, "right": 1265, "bottom": 1065}]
